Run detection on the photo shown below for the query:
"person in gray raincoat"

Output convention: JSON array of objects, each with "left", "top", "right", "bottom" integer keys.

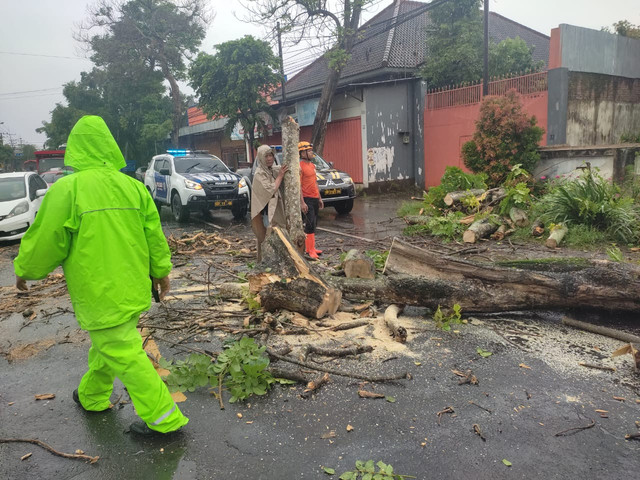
[{"left": 250, "top": 145, "right": 288, "bottom": 261}]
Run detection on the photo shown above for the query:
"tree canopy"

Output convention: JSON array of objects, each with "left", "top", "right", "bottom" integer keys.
[
  {"left": 38, "top": 66, "right": 173, "bottom": 164},
  {"left": 244, "top": 0, "right": 376, "bottom": 155},
  {"left": 189, "top": 35, "right": 281, "bottom": 161},
  {"left": 79, "top": 0, "right": 210, "bottom": 145},
  {"left": 420, "top": 0, "right": 543, "bottom": 89},
  {"left": 603, "top": 20, "right": 640, "bottom": 39}
]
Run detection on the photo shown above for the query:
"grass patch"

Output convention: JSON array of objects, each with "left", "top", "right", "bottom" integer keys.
[{"left": 397, "top": 201, "right": 424, "bottom": 217}]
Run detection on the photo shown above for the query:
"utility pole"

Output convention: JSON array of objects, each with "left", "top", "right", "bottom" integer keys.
[
  {"left": 277, "top": 21, "right": 286, "bottom": 102},
  {"left": 483, "top": 0, "right": 489, "bottom": 96}
]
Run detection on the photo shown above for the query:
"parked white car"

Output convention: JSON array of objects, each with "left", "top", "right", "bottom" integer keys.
[
  {"left": 144, "top": 150, "right": 249, "bottom": 222},
  {"left": 0, "top": 172, "right": 48, "bottom": 241}
]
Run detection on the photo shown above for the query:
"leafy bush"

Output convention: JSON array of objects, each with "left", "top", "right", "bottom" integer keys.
[
  {"left": 462, "top": 89, "right": 544, "bottom": 186},
  {"left": 423, "top": 166, "right": 487, "bottom": 212},
  {"left": 403, "top": 211, "right": 467, "bottom": 240},
  {"left": 160, "top": 337, "right": 277, "bottom": 403},
  {"left": 538, "top": 168, "right": 640, "bottom": 243}
]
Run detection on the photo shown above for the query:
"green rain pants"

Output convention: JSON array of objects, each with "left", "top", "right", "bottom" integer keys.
[{"left": 76, "top": 316, "right": 189, "bottom": 433}]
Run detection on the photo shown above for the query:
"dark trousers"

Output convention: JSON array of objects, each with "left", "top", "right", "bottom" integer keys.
[{"left": 302, "top": 197, "right": 319, "bottom": 234}]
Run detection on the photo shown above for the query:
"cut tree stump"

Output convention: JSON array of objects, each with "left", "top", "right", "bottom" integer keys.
[
  {"left": 463, "top": 217, "right": 500, "bottom": 244},
  {"left": 325, "top": 237, "right": 640, "bottom": 314},
  {"left": 248, "top": 226, "right": 341, "bottom": 319},
  {"left": 342, "top": 249, "right": 376, "bottom": 279},
  {"left": 281, "top": 117, "right": 306, "bottom": 253}
]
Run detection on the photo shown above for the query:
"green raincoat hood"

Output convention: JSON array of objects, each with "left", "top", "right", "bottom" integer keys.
[{"left": 64, "top": 115, "right": 125, "bottom": 171}]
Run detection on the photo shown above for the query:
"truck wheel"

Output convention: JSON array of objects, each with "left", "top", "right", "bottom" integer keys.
[
  {"left": 232, "top": 205, "right": 248, "bottom": 220},
  {"left": 334, "top": 199, "right": 354, "bottom": 215},
  {"left": 171, "top": 193, "right": 190, "bottom": 222}
]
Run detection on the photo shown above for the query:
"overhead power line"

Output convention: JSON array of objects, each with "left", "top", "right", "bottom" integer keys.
[
  {"left": 0, "top": 87, "right": 62, "bottom": 96},
  {"left": 0, "top": 50, "right": 89, "bottom": 60}
]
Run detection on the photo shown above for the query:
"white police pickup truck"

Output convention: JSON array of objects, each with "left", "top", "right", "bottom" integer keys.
[{"left": 144, "top": 150, "right": 249, "bottom": 222}]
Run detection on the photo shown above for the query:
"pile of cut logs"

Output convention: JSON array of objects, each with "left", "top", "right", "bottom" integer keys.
[{"left": 407, "top": 188, "right": 567, "bottom": 248}]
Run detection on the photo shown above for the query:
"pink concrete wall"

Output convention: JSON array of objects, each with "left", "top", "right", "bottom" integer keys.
[{"left": 423, "top": 73, "right": 549, "bottom": 188}]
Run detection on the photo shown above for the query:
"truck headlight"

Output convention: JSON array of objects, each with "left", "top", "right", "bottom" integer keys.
[
  {"left": 184, "top": 179, "right": 203, "bottom": 190},
  {"left": 343, "top": 176, "right": 353, "bottom": 184},
  {"left": 238, "top": 178, "right": 247, "bottom": 189},
  {"left": 7, "top": 201, "right": 29, "bottom": 219}
]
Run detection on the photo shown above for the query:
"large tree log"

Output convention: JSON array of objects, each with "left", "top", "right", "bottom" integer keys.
[
  {"left": 325, "top": 237, "right": 640, "bottom": 314},
  {"left": 248, "top": 226, "right": 341, "bottom": 319},
  {"left": 281, "top": 117, "right": 306, "bottom": 253}
]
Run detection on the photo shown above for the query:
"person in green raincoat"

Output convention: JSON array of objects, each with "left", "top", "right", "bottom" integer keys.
[{"left": 14, "top": 115, "right": 188, "bottom": 436}]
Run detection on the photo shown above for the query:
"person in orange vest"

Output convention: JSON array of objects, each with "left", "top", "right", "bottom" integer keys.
[{"left": 298, "top": 141, "right": 323, "bottom": 259}]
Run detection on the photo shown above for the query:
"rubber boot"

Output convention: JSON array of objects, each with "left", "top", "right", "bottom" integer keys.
[
  {"left": 305, "top": 234, "right": 319, "bottom": 259},
  {"left": 310, "top": 233, "right": 323, "bottom": 255}
]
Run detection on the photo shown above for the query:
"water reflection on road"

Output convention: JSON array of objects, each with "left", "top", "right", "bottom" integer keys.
[{"left": 160, "top": 192, "right": 410, "bottom": 242}]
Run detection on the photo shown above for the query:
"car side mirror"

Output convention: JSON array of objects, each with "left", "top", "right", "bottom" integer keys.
[
  {"left": 36, "top": 188, "right": 47, "bottom": 198},
  {"left": 329, "top": 161, "right": 334, "bottom": 168},
  {"left": 159, "top": 168, "right": 170, "bottom": 176}
]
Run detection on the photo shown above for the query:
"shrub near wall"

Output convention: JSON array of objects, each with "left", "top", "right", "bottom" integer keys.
[{"left": 462, "top": 89, "right": 544, "bottom": 187}]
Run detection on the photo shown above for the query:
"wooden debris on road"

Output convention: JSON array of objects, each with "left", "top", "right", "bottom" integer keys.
[
  {"left": 249, "top": 227, "right": 341, "bottom": 319},
  {"left": 384, "top": 304, "right": 407, "bottom": 343},
  {"left": 0, "top": 438, "right": 99, "bottom": 463},
  {"left": 546, "top": 224, "right": 568, "bottom": 249},
  {"left": 342, "top": 249, "right": 376, "bottom": 279}
]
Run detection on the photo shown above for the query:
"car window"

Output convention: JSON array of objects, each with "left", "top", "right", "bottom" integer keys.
[
  {"left": 174, "top": 156, "right": 229, "bottom": 174},
  {"left": 0, "top": 177, "right": 27, "bottom": 202},
  {"left": 28, "top": 175, "right": 41, "bottom": 200},
  {"left": 40, "top": 173, "right": 60, "bottom": 184},
  {"left": 34, "top": 175, "right": 48, "bottom": 190},
  {"left": 153, "top": 159, "right": 165, "bottom": 173}
]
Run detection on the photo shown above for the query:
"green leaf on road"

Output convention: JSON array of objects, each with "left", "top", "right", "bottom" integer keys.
[
  {"left": 477, "top": 347, "right": 493, "bottom": 358},
  {"left": 323, "top": 467, "right": 335, "bottom": 475},
  {"left": 502, "top": 459, "right": 512, "bottom": 467}
]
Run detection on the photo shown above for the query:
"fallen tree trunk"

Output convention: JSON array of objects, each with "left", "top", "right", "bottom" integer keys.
[
  {"left": 248, "top": 226, "right": 341, "bottom": 319},
  {"left": 324, "top": 238, "right": 640, "bottom": 313}
]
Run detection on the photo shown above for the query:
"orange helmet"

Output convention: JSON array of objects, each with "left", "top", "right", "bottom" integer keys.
[{"left": 298, "top": 141, "right": 313, "bottom": 153}]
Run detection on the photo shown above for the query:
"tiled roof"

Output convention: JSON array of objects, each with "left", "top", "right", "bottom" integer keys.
[{"left": 283, "top": 0, "right": 550, "bottom": 98}]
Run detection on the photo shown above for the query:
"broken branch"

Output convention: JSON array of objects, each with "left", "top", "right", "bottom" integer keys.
[{"left": 0, "top": 438, "right": 99, "bottom": 463}]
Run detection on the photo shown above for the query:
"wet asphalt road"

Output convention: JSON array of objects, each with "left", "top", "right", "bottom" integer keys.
[{"left": 2, "top": 193, "right": 640, "bottom": 479}]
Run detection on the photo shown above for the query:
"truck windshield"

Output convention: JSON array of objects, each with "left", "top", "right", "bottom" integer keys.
[
  {"left": 175, "top": 156, "right": 229, "bottom": 174},
  {"left": 0, "top": 177, "right": 27, "bottom": 202},
  {"left": 39, "top": 157, "right": 65, "bottom": 173}
]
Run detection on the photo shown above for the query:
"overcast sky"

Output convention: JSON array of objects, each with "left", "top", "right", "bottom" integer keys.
[{"left": 1, "top": 0, "right": 639, "bottom": 148}]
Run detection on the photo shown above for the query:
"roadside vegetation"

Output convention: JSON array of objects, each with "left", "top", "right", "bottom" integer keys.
[{"left": 399, "top": 91, "right": 640, "bottom": 253}]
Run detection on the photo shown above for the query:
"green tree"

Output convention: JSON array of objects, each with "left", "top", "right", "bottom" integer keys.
[
  {"left": 0, "top": 143, "right": 14, "bottom": 171},
  {"left": 245, "top": 0, "right": 377, "bottom": 155},
  {"left": 421, "top": 1, "right": 543, "bottom": 88},
  {"left": 189, "top": 35, "right": 281, "bottom": 163},
  {"left": 461, "top": 89, "right": 544, "bottom": 186},
  {"left": 603, "top": 20, "right": 640, "bottom": 39},
  {"left": 79, "top": 0, "right": 210, "bottom": 145},
  {"left": 489, "top": 37, "right": 544, "bottom": 78},
  {"left": 39, "top": 66, "right": 172, "bottom": 164},
  {"left": 420, "top": 0, "right": 484, "bottom": 88}
]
